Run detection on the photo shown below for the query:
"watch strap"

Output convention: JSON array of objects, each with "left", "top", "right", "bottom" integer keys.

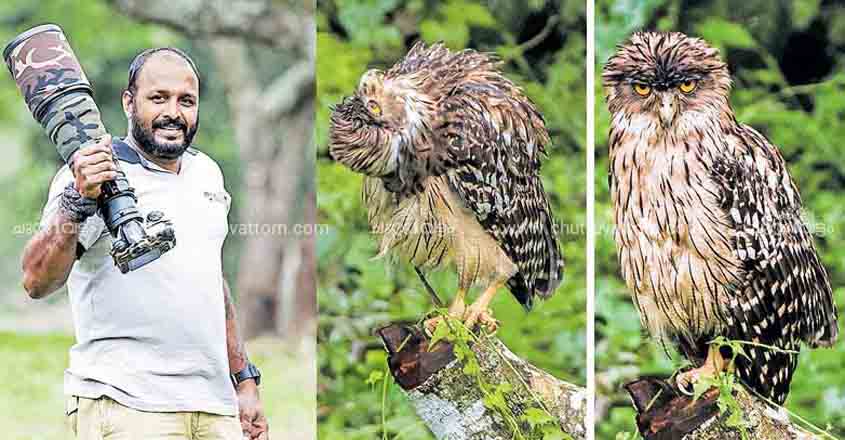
[{"left": 232, "top": 362, "right": 261, "bottom": 386}]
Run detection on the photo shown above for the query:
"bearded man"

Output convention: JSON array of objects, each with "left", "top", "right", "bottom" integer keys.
[{"left": 21, "top": 47, "right": 269, "bottom": 440}]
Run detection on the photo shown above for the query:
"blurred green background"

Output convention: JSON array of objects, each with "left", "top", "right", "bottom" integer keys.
[
  {"left": 316, "top": 0, "right": 586, "bottom": 438},
  {"left": 596, "top": 0, "right": 845, "bottom": 438},
  {"left": 0, "top": 1, "right": 314, "bottom": 439}
]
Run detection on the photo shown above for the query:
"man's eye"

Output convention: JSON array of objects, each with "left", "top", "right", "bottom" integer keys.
[{"left": 151, "top": 96, "right": 165, "bottom": 103}]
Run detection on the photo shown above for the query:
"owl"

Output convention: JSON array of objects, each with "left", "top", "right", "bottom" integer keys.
[
  {"left": 329, "top": 41, "right": 564, "bottom": 331},
  {"left": 603, "top": 31, "right": 838, "bottom": 405}
]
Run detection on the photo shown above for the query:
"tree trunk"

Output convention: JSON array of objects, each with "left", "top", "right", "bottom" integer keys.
[
  {"left": 626, "top": 377, "right": 821, "bottom": 440},
  {"left": 378, "top": 324, "right": 587, "bottom": 440}
]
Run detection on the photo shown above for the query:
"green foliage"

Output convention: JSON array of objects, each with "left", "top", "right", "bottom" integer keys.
[
  {"left": 597, "top": 1, "right": 845, "bottom": 438},
  {"left": 317, "top": 1, "right": 586, "bottom": 438},
  {"left": 419, "top": 0, "right": 497, "bottom": 49}
]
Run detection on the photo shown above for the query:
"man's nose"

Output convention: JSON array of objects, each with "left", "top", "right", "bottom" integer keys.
[{"left": 162, "top": 98, "right": 180, "bottom": 118}]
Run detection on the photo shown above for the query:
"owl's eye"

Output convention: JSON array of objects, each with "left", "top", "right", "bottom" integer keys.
[
  {"left": 367, "top": 100, "right": 382, "bottom": 116},
  {"left": 679, "top": 80, "right": 698, "bottom": 94},
  {"left": 633, "top": 84, "right": 652, "bottom": 97}
]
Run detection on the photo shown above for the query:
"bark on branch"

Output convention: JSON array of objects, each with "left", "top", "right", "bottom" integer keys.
[
  {"left": 626, "top": 377, "right": 821, "bottom": 440},
  {"left": 378, "top": 324, "right": 587, "bottom": 440}
]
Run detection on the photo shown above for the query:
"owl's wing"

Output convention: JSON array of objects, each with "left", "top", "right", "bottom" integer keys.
[
  {"left": 712, "top": 125, "right": 838, "bottom": 402},
  {"left": 435, "top": 82, "right": 563, "bottom": 309}
]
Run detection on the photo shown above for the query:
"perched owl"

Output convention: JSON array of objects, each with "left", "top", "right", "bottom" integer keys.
[
  {"left": 603, "top": 31, "right": 838, "bottom": 405},
  {"left": 329, "top": 42, "right": 564, "bottom": 331}
]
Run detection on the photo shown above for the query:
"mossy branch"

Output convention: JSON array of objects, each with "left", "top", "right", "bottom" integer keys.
[
  {"left": 626, "top": 376, "right": 828, "bottom": 440},
  {"left": 377, "top": 323, "right": 587, "bottom": 440}
]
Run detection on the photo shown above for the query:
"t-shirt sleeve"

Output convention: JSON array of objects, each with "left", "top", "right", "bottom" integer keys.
[
  {"left": 208, "top": 155, "right": 232, "bottom": 216},
  {"left": 40, "top": 166, "right": 107, "bottom": 252}
]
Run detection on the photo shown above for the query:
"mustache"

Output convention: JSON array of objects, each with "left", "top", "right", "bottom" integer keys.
[{"left": 152, "top": 117, "right": 187, "bottom": 131}]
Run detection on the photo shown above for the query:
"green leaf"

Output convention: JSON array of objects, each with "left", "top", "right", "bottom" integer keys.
[
  {"left": 792, "top": 0, "right": 821, "bottom": 29},
  {"left": 336, "top": 0, "right": 403, "bottom": 49},
  {"left": 463, "top": 357, "right": 480, "bottom": 376},
  {"left": 696, "top": 18, "right": 757, "bottom": 50},
  {"left": 692, "top": 375, "right": 714, "bottom": 401},
  {"left": 541, "top": 425, "right": 571, "bottom": 440},
  {"left": 427, "top": 319, "right": 452, "bottom": 350},
  {"left": 365, "top": 369, "right": 384, "bottom": 387},
  {"left": 419, "top": 0, "right": 497, "bottom": 48},
  {"left": 522, "top": 407, "right": 553, "bottom": 429}
]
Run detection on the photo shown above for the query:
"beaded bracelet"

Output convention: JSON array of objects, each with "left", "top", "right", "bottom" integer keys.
[{"left": 59, "top": 183, "right": 98, "bottom": 223}]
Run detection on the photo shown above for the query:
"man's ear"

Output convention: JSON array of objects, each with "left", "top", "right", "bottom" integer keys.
[{"left": 121, "top": 90, "right": 133, "bottom": 118}]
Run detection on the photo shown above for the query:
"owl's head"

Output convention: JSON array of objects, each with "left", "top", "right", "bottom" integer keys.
[
  {"left": 603, "top": 32, "right": 731, "bottom": 129},
  {"left": 329, "top": 67, "right": 423, "bottom": 177}
]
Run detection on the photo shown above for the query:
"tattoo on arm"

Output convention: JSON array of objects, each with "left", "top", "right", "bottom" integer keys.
[{"left": 223, "top": 278, "right": 248, "bottom": 374}]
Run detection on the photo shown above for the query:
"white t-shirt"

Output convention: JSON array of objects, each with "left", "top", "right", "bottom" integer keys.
[{"left": 41, "top": 139, "right": 237, "bottom": 415}]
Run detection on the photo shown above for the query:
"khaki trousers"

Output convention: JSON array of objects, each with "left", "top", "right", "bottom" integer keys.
[{"left": 66, "top": 396, "right": 244, "bottom": 440}]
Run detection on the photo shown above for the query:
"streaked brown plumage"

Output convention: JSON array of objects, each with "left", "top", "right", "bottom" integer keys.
[
  {"left": 329, "top": 41, "right": 564, "bottom": 329},
  {"left": 604, "top": 31, "right": 838, "bottom": 405}
]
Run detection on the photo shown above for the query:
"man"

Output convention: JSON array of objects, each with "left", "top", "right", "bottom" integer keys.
[{"left": 21, "top": 47, "right": 269, "bottom": 440}]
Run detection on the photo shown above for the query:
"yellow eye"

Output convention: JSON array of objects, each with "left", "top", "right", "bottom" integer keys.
[
  {"left": 633, "top": 84, "right": 652, "bottom": 96},
  {"left": 679, "top": 80, "right": 697, "bottom": 94},
  {"left": 367, "top": 100, "right": 382, "bottom": 116}
]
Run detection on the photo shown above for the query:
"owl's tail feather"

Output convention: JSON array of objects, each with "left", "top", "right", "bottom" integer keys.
[
  {"left": 533, "top": 188, "right": 565, "bottom": 301},
  {"left": 506, "top": 200, "right": 564, "bottom": 311},
  {"left": 507, "top": 274, "right": 534, "bottom": 310}
]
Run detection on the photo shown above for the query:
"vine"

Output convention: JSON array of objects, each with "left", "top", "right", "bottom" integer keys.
[
  {"left": 427, "top": 310, "right": 574, "bottom": 440},
  {"left": 682, "top": 337, "right": 839, "bottom": 440}
]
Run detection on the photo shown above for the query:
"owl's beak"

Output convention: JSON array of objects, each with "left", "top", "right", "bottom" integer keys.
[{"left": 658, "top": 93, "right": 678, "bottom": 128}]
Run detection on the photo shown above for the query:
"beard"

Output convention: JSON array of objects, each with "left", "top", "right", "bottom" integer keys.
[{"left": 131, "top": 112, "right": 198, "bottom": 160}]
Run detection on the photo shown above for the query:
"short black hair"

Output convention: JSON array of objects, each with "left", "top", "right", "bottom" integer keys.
[{"left": 126, "top": 47, "right": 201, "bottom": 94}]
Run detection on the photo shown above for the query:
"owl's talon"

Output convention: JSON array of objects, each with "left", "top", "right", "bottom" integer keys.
[
  {"left": 674, "top": 345, "right": 729, "bottom": 397},
  {"left": 675, "top": 371, "right": 697, "bottom": 397},
  {"left": 478, "top": 310, "right": 499, "bottom": 333},
  {"left": 674, "top": 363, "right": 718, "bottom": 397},
  {"left": 463, "top": 307, "right": 498, "bottom": 332}
]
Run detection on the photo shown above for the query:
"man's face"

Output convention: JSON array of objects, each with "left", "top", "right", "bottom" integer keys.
[{"left": 127, "top": 53, "right": 199, "bottom": 160}]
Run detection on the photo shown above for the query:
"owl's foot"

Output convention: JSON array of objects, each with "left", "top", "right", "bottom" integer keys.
[
  {"left": 675, "top": 365, "right": 718, "bottom": 396},
  {"left": 675, "top": 345, "right": 730, "bottom": 396},
  {"left": 463, "top": 305, "right": 498, "bottom": 332},
  {"left": 462, "top": 281, "right": 502, "bottom": 333}
]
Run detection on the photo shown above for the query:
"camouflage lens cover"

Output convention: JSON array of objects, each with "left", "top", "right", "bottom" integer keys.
[{"left": 3, "top": 24, "right": 105, "bottom": 162}]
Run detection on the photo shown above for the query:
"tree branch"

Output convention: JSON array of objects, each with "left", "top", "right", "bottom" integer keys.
[
  {"left": 260, "top": 59, "right": 315, "bottom": 119},
  {"left": 378, "top": 324, "right": 587, "bottom": 440},
  {"left": 626, "top": 377, "right": 823, "bottom": 439},
  {"left": 107, "top": 0, "right": 314, "bottom": 54}
]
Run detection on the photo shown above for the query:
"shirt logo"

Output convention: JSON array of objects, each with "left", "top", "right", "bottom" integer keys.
[{"left": 203, "top": 191, "right": 231, "bottom": 208}]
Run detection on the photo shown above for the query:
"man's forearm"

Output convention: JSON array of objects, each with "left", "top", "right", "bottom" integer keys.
[
  {"left": 21, "top": 211, "right": 81, "bottom": 299},
  {"left": 223, "top": 278, "right": 248, "bottom": 374}
]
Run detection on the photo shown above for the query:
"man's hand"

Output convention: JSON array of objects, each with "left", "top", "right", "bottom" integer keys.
[
  {"left": 237, "top": 380, "right": 269, "bottom": 440},
  {"left": 71, "top": 134, "right": 118, "bottom": 199}
]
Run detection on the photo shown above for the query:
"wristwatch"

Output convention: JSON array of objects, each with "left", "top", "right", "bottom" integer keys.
[{"left": 232, "top": 361, "right": 261, "bottom": 386}]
